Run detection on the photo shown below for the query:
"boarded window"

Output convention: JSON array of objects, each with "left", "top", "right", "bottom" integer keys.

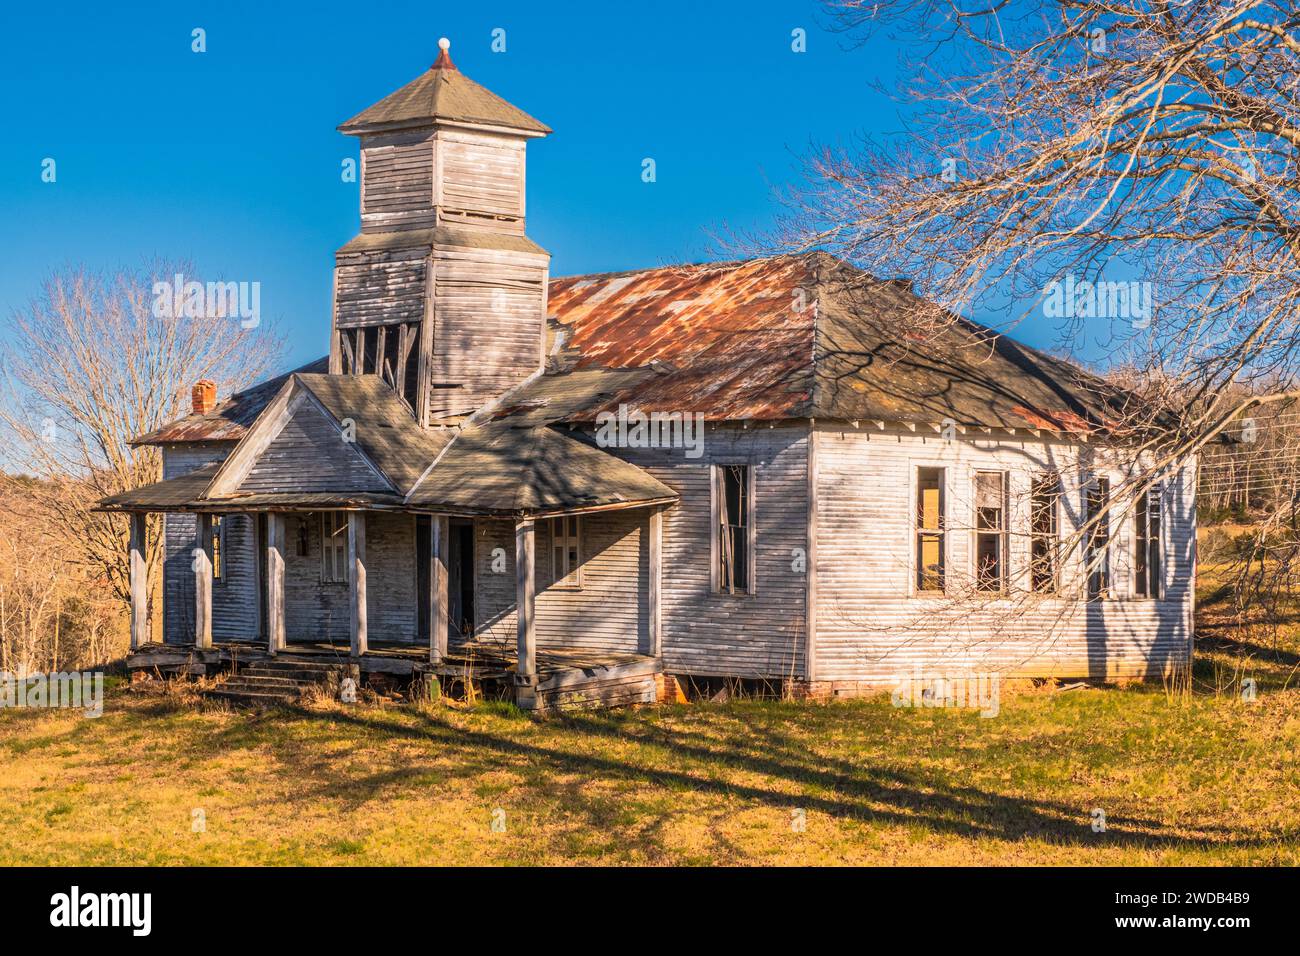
[
  {"left": 1085, "top": 477, "right": 1111, "bottom": 599},
  {"left": 973, "top": 471, "right": 1007, "bottom": 592},
  {"left": 716, "top": 464, "right": 752, "bottom": 594},
  {"left": 211, "top": 516, "right": 224, "bottom": 581},
  {"left": 916, "top": 467, "right": 945, "bottom": 592},
  {"left": 1030, "top": 472, "right": 1060, "bottom": 592},
  {"left": 1135, "top": 485, "right": 1162, "bottom": 598},
  {"left": 321, "top": 512, "right": 348, "bottom": 584},
  {"left": 549, "top": 516, "right": 582, "bottom": 588}
]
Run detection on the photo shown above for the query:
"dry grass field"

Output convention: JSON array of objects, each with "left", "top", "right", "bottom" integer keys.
[{"left": 2, "top": 567, "right": 1298, "bottom": 867}]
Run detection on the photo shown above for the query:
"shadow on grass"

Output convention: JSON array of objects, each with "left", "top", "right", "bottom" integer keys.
[{"left": 202, "top": 701, "right": 1292, "bottom": 860}]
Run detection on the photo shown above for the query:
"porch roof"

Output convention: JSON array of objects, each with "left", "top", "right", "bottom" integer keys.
[
  {"left": 100, "top": 371, "right": 677, "bottom": 517},
  {"left": 405, "top": 419, "right": 676, "bottom": 513}
]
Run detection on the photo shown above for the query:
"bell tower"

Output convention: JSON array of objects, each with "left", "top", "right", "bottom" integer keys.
[{"left": 330, "top": 38, "right": 552, "bottom": 423}]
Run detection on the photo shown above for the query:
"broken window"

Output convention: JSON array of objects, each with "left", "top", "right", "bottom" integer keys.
[
  {"left": 549, "top": 516, "right": 582, "bottom": 588},
  {"left": 321, "top": 511, "right": 348, "bottom": 584},
  {"left": 973, "top": 471, "right": 1007, "bottom": 592},
  {"left": 1030, "top": 472, "right": 1060, "bottom": 593},
  {"left": 1085, "top": 477, "right": 1111, "bottom": 599},
  {"left": 1134, "top": 485, "right": 1162, "bottom": 598},
  {"left": 716, "top": 464, "right": 752, "bottom": 594},
  {"left": 916, "top": 467, "right": 945, "bottom": 592},
  {"left": 336, "top": 321, "right": 422, "bottom": 413},
  {"left": 211, "top": 516, "right": 224, "bottom": 581}
]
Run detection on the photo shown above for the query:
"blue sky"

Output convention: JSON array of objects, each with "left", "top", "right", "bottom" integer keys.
[{"left": 0, "top": 0, "right": 973, "bottom": 371}]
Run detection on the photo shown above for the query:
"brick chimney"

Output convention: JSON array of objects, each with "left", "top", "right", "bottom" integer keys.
[{"left": 191, "top": 380, "right": 217, "bottom": 416}]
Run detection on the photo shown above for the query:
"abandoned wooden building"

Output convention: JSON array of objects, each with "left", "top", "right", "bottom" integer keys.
[{"left": 103, "top": 40, "right": 1196, "bottom": 709}]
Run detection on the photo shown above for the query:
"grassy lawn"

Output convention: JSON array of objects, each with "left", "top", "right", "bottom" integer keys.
[
  {"left": 3, "top": 627, "right": 1299, "bottom": 866},
  {"left": 3, "top": 558, "right": 1299, "bottom": 867}
]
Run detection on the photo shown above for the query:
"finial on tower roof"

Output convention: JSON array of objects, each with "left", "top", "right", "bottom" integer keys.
[{"left": 432, "top": 37, "right": 457, "bottom": 71}]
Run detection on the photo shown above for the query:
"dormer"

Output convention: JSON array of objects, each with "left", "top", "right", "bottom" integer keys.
[{"left": 338, "top": 38, "right": 550, "bottom": 235}]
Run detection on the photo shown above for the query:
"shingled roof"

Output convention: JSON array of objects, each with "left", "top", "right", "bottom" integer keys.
[
  {"left": 337, "top": 39, "right": 550, "bottom": 136},
  {"left": 105, "top": 372, "right": 675, "bottom": 517}
]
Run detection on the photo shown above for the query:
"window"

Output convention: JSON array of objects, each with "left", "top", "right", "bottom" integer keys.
[
  {"left": 211, "top": 516, "right": 224, "bottom": 581},
  {"left": 321, "top": 512, "right": 348, "bottom": 584},
  {"left": 1030, "top": 473, "right": 1060, "bottom": 593},
  {"left": 296, "top": 517, "right": 310, "bottom": 558},
  {"left": 716, "top": 464, "right": 752, "bottom": 594},
  {"left": 973, "top": 472, "right": 1008, "bottom": 592},
  {"left": 1085, "top": 477, "right": 1111, "bottom": 599},
  {"left": 1135, "top": 485, "right": 1162, "bottom": 598},
  {"left": 549, "top": 516, "right": 582, "bottom": 588},
  {"left": 916, "top": 467, "right": 945, "bottom": 592}
]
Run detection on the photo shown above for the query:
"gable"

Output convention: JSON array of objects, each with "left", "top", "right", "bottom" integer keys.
[{"left": 237, "top": 393, "right": 393, "bottom": 496}]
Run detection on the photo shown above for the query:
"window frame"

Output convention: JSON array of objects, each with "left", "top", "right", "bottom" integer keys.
[
  {"left": 1133, "top": 483, "right": 1163, "bottom": 600},
  {"left": 914, "top": 465, "right": 947, "bottom": 595},
  {"left": 1029, "top": 471, "right": 1061, "bottom": 594},
  {"left": 972, "top": 470, "right": 1009, "bottom": 593},
  {"left": 210, "top": 515, "right": 225, "bottom": 583},
  {"left": 1084, "top": 476, "right": 1112, "bottom": 600},
  {"left": 712, "top": 463, "right": 756, "bottom": 596},
  {"left": 320, "top": 511, "right": 348, "bottom": 585},
  {"left": 548, "top": 515, "right": 584, "bottom": 590}
]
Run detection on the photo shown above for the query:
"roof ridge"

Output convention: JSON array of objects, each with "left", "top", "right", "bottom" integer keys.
[{"left": 552, "top": 251, "right": 829, "bottom": 285}]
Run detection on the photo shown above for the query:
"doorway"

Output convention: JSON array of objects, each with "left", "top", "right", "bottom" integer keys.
[{"left": 448, "top": 519, "right": 475, "bottom": 640}]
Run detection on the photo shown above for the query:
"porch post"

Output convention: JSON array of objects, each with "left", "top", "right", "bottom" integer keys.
[
  {"left": 349, "top": 511, "right": 368, "bottom": 656},
  {"left": 129, "top": 512, "right": 148, "bottom": 650},
  {"left": 514, "top": 518, "right": 537, "bottom": 708},
  {"left": 193, "top": 513, "right": 213, "bottom": 649},
  {"left": 649, "top": 508, "right": 662, "bottom": 658},
  {"left": 430, "top": 515, "right": 449, "bottom": 664},
  {"left": 266, "top": 513, "right": 286, "bottom": 654}
]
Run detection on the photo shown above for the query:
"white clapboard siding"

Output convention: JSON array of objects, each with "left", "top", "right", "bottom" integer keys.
[
  {"left": 812, "top": 425, "right": 1195, "bottom": 683},
  {"left": 281, "top": 511, "right": 418, "bottom": 645},
  {"left": 237, "top": 399, "right": 390, "bottom": 495},
  {"left": 162, "top": 444, "right": 261, "bottom": 644},
  {"left": 334, "top": 251, "right": 428, "bottom": 329},
  {"left": 437, "top": 131, "right": 525, "bottom": 228},
  {"left": 619, "top": 425, "right": 810, "bottom": 680},
  {"left": 360, "top": 131, "right": 435, "bottom": 232},
  {"left": 427, "top": 247, "right": 547, "bottom": 418},
  {"left": 463, "top": 510, "right": 650, "bottom": 655}
]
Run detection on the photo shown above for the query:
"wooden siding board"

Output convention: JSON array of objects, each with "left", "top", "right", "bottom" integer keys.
[
  {"left": 618, "top": 425, "right": 810, "bottom": 680},
  {"left": 426, "top": 248, "right": 547, "bottom": 418},
  {"left": 812, "top": 426, "right": 1196, "bottom": 682},
  {"left": 460, "top": 510, "right": 651, "bottom": 657},
  {"left": 237, "top": 398, "right": 391, "bottom": 495}
]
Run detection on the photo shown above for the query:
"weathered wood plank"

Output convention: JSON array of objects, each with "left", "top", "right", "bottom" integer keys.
[
  {"left": 515, "top": 518, "right": 536, "bottom": 706},
  {"left": 266, "top": 513, "right": 286, "bottom": 654},
  {"left": 349, "top": 511, "right": 368, "bottom": 656},
  {"left": 129, "top": 512, "right": 148, "bottom": 650},
  {"left": 193, "top": 514, "right": 213, "bottom": 649},
  {"left": 430, "top": 514, "right": 449, "bottom": 663}
]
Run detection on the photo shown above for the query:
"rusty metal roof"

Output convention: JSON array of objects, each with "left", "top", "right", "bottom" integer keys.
[
  {"left": 131, "top": 357, "right": 329, "bottom": 446},
  {"left": 543, "top": 256, "right": 819, "bottom": 421},
  {"left": 134, "top": 253, "right": 1122, "bottom": 448}
]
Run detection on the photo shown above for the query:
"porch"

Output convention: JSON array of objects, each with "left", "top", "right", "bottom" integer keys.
[
  {"left": 123, "top": 505, "right": 668, "bottom": 712},
  {"left": 127, "top": 636, "right": 662, "bottom": 710}
]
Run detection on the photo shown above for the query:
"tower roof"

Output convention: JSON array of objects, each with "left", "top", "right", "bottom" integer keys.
[{"left": 338, "top": 38, "right": 551, "bottom": 136}]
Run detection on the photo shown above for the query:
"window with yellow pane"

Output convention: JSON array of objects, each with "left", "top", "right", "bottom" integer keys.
[{"left": 916, "top": 467, "right": 945, "bottom": 592}]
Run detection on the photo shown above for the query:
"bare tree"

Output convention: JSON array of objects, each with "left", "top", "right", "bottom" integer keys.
[
  {"left": 0, "top": 261, "right": 282, "bottom": 655},
  {"left": 777, "top": 1, "right": 1300, "bottom": 436},
  {"left": 760, "top": 1, "right": 1300, "bottom": 671}
]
